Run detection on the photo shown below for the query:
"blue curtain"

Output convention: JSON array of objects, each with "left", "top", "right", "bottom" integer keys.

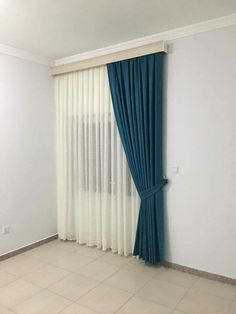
[{"left": 107, "top": 52, "right": 167, "bottom": 264}]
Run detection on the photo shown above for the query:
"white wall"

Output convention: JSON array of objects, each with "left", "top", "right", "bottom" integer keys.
[
  {"left": 0, "top": 54, "right": 56, "bottom": 255},
  {"left": 0, "top": 25, "right": 235, "bottom": 280},
  {"left": 165, "top": 25, "right": 236, "bottom": 279}
]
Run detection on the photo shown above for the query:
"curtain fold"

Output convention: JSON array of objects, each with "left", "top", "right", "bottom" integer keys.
[
  {"left": 55, "top": 66, "right": 140, "bottom": 256},
  {"left": 107, "top": 52, "right": 167, "bottom": 264}
]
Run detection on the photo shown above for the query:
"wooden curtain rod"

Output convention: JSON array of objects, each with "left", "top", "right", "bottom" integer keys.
[{"left": 51, "top": 41, "right": 166, "bottom": 76}]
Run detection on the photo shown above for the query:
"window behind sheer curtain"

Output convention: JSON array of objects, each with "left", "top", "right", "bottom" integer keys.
[{"left": 55, "top": 65, "right": 139, "bottom": 255}]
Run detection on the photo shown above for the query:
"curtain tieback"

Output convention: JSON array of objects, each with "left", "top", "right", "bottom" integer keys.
[{"left": 139, "top": 178, "right": 168, "bottom": 201}]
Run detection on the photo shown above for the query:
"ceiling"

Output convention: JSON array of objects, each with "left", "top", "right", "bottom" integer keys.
[{"left": 0, "top": 0, "right": 236, "bottom": 60}]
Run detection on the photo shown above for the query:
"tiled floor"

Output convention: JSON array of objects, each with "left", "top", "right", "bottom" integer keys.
[{"left": 0, "top": 240, "right": 235, "bottom": 313}]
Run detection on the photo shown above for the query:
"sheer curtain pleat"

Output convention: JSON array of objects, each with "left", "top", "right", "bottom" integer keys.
[{"left": 55, "top": 66, "right": 140, "bottom": 255}]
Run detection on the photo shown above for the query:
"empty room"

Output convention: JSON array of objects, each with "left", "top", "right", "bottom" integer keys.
[{"left": 0, "top": 1, "right": 236, "bottom": 313}]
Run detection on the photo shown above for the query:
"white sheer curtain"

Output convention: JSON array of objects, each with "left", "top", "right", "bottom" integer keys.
[{"left": 55, "top": 65, "right": 140, "bottom": 256}]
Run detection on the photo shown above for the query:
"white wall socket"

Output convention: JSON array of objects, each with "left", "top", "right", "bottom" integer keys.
[{"left": 2, "top": 225, "right": 10, "bottom": 235}]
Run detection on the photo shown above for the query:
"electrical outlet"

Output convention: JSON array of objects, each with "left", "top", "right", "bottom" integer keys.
[{"left": 2, "top": 225, "right": 10, "bottom": 235}]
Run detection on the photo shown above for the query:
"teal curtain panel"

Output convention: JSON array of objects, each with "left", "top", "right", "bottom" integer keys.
[{"left": 107, "top": 52, "right": 167, "bottom": 264}]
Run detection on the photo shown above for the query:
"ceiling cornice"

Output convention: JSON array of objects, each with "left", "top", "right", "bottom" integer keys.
[
  {"left": 54, "top": 13, "right": 236, "bottom": 66},
  {"left": 1, "top": 13, "right": 236, "bottom": 66},
  {"left": 0, "top": 44, "right": 53, "bottom": 66}
]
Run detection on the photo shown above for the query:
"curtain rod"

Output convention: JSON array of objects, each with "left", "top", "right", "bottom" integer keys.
[{"left": 51, "top": 41, "right": 166, "bottom": 76}]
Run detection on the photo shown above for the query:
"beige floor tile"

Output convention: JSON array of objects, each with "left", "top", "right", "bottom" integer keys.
[
  {"left": 51, "top": 252, "right": 95, "bottom": 272},
  {"left": 48, "top": 274, "right": 98, "bottom": 301},
  {"left": 191, "top": 277, "right": 236, "bottom": 300},
  {"left": 122, "top": 259, "right": 164, "bottom": 276},
  {"left": 0, "top": 279, "right": 40, "bottom": 308},
  {"left": 177, "top": 289, "right": 231, "bottom": 314},
  {"left": 13, "top": 290, "right": 71, "bottom": 314},
  {"left": 104, "top": 268, "right": 151, "bottom": 293},
  {"left": 0, "top": 270, "right": 18, "bottom": 287},
  {"left": 71, "top": 245, "right": 105, "bottom": 259},
  {"left": 228, "top": 301, "right": 236, "bottom": 314},
  {"left": 76, "top": 260, "right": 119, "bottom": 282},
  {"left": 2, "top": 241, "right": 235, "bottom": 314},
  {"left": 46, "top": 240, "right": 79, "bottom": 253},
  {"left": 59, "top": 303, "right": 97, "bottom": 314},
  {"left": 78, "top": 283, "right": 132, "bottom": 313},
  {"left": 47, "top": 240, "right": 105, "bottom": 259},
  {"left": 0, "top": 304, "right": 15, "bottom": 313},
  {"left": 0, "top": 255, "right": 46, "bottom": 277},
  {"left": 96, "top": 251, "right": 131, "bottom": 267},
  {"left": 155, "top": 268, "right": 198, "bottom": 288},
  {"left": 117, "top": 296, "right": 172, "bottom": 314},
  {"left": 23, "top": 264, "right": 70, "bottom": 288},
  {"left": 137, "top": 278, "right": 187, "bottom": 309},
  {"left": 23, "top": 247, "right": 42, "bottom": 258},
  {"left": 0, "top": 309, "right": 15, "bottom": 314},
  {"left": 24, "top": 246, "right": 69, "bottom": 263}
]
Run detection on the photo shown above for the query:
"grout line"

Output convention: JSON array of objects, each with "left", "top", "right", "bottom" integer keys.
[
  {"left": 0, "top": 244, "right": 133, "bottom": 313},
  {"left": 171, "top": 310, "right": 187, "bottom": 314},
  {"left": 2, "top": 241, "right": 236, "bottom": 314},
  {"left": 10, "top": 286, "right": 44, "bottom": 312},
  {"left": 0, "top": 259, "right": 50, "bottom": 279},
  {"left": 21, "top": 265, "right": 72, "bottom": 289},
  {"left": 172, "top": 283, "right": 191, "bottom": 312},
  {"left": 44, "top": 280, "right": 100, "bottom": 304},
  {"left": 57, "top": 301, "right": 100, "bottom": 314},
  {"left": 113, "top": 293, "right": 134, "bottom": 313},
  {"left": 55, "top": 302, "right": 74, "bottom": 314},
  {"left": 227, "top": 301, "right": 233, "bottom": 314}
]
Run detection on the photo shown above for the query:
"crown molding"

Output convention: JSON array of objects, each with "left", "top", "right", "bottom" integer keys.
[
  {"left": 0, "top": 44, "right": 53, "bottom": 66},
  {"left": 54, "top": 13, "right": 236, "bottom": 66},
  {"left": 1, "top": 13, "right": 236, "bottom": 67}
]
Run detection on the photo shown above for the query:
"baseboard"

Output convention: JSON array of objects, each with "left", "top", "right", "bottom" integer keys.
[
  {"left": 164, "top": 261, "right": 236, "bottom": 285},
  {"left": 1, "top": 238, "right": 235, "bottom": 285},
  {"left": 0, "top": 234, "right": 58, "bottom": 262}
]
